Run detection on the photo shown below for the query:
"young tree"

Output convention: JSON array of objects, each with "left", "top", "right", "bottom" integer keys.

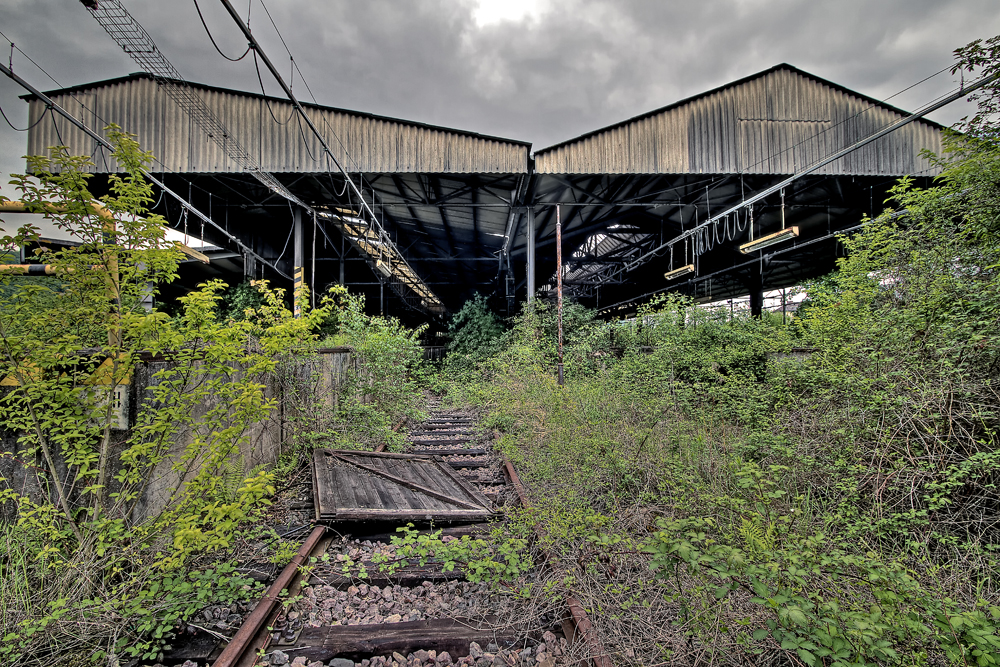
[{"left": 0, "top": 129, "right": 325, "bottom": 664}]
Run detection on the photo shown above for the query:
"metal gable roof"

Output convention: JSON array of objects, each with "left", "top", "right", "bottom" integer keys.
[{"left": 533, "top": 63, "right": 946, "bottom": 176}]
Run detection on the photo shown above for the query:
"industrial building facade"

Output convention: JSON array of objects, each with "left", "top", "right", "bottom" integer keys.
[{"left": 20, "top": 63, "right": 945, "bottom": 319}]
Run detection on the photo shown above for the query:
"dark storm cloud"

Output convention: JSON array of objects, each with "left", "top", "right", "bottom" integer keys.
[{"left": 2, "top": 0, "right": 999, "bottom": 189}]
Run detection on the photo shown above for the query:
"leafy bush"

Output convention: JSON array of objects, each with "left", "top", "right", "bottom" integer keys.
[
  {"left": 446, "top": 293, "right": 505, "bottom": 360},
  {"left": 439, "top": 37, "right": 1000, "bottom": 664},
  {"left": 0, "top": 130, "right": 328, "bottom": 664},
  {"left": 293, "top": 286, "right": 427, "bottom": 451}
]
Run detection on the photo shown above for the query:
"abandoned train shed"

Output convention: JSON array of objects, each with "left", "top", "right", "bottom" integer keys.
[{"left": 19, "top": 62, "right": 945, "bottom": 321}]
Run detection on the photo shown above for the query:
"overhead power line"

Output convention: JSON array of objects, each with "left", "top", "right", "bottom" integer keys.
[
  {"left": 81, "top": 0, "right": 442, "bottom": 311},
  {"left": 215, "top": 0, "right": 443, "bottom": 311},
  {"left": 84, "top": 0, "right": 307, "bottom": 208}
]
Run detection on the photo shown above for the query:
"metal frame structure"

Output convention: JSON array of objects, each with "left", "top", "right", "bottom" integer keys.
[
  {"left": 15, "top": 49, "right": 963, "bottom": 320},
  {"left": 84, "top": 0, "right": 444, "bottom": 314}
]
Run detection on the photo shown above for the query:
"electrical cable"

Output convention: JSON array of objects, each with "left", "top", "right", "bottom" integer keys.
[
  {"left": 0, "top": 32, "right": 239, "bottom": 218},
  {"left": 327, "top": 169, "right": 348, "bottom": 197},
  {"left": 193, "top": 0, "right": 251, "bottom": 61},
  {"left": 2, "top": 60, "right": 292, "bottom": 279},
  {"left": 49, "top": 107, "right": 65, "bottom": 147},
  {"left": 295, "top": 112, "right": 317, "bottom": 162},
  {"left": 0, "top": 100, "right": 47, "bottom": 132},
  {"left": 253, "top": 49, "right": 294, "bottom": 125},
  {"left": 223, "top": 0, "right": 427, "bottom": 297},
  {"left": 251, "top": 0, "right": 372, "bottom": 181},
  {"left": 0, "top": 30, "right": 62, "bottom": 88},
  {"left": 274, "top": 218, "right": 294, "bottom": 264},
  {"left": 258, "top": 0, "right": 319, "bottom": 107},
  {"left": 610, "top": 67, "right": 998, "bottom": 282}
]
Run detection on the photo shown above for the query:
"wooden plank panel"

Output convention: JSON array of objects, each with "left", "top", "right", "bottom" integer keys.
[
  {"left": 313, "top": 449, "right": 496, "bottom": 522},
  {"left": 432, "top": 457, "right": 494, "bottom": 509},
  {"left": 402, "top": 459, "right": 465, "bottom": 508},
  {"left": 412, "top": 459, "right": 491, "bottom": 514},
  {"left": 367, "top": 455, "right": 442, "bottom": 512},
  {"left": 344, "top": 460, "right": 383, "bottom": 512},
  {"left": 314, "top": 449, "right": 340, "bottom": 519},
  {"left": 385, "top": 456, "right": 460, "bottom": 512},
  {"left": 340, "top": 453, "right": 416, "bottom": 512}
]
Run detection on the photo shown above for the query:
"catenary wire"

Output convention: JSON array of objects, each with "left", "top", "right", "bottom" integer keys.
[
  {"left": 193, "top": 0, "right": 251, "bottom": 61},
  {"left": 0, "top": 99, "right": 47, "bottom": 132}
]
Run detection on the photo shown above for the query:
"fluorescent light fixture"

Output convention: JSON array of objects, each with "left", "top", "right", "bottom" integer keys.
[
  {"left": 739, "top": 226, "right": 799, "bottom": 254},
  {"left": 375, "top": 260, "right": 392, "bottom": 278},
  {"left": 664, "top": 264, "right": 695, "bottom": 281}
]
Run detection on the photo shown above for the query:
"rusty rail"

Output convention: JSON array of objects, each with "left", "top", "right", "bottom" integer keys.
[
  {"left": 498, "top": 433, "right": 612, "bottom": 667},
  {"left": 213, "top": 526, "right": 328, "bottom": 667},
  {"left": 218, "top": 423, "right": 610, "bottom": 667},
  {"left": 373, "top": 415, "right": 409, "bottom": 453}
]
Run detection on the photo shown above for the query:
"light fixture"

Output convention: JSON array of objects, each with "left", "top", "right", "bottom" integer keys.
[
  {"left": 739, "top": 226, "right": 799, "bottom": 254},
  {"left": 375, "top": 260, "right": 392, "bottom": 278},
  {"left": 664, "top": 264, "right": 695, "bottom": 281}
]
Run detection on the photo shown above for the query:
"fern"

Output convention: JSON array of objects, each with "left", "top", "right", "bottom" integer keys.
[
  {"left": 739, "top": 515, "right": 775, "bottom": 555},
  {"left": 221, "top": 456, "right": 268, "bottom": 503}
]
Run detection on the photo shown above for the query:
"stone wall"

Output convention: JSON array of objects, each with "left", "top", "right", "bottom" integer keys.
[{"left": 0, "top": 347, "right": 356, "bottom": 522}]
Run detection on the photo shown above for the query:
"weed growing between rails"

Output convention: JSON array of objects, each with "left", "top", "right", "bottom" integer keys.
[
  {"left": 437, "top": 40, "right": 1000, "bottom": 664},
  {"left": 0, "top": 129, "right": 333, "bottom": 665}
]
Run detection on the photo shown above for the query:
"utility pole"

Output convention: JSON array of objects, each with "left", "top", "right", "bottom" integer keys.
[
  {"left": 526, "top": 207, "right": 536, "bottom": 303},
  {"left": 293, "top": 207, "right": 304, "bottom": 318},
  {"left": 556, "top": 205, "right": 564, "bottom": 386}
]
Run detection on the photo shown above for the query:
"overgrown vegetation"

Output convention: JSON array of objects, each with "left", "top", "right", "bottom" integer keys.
[
  {"left": 278, "top": 286, "right": 428, "bottom": 452},
  {"left": 439, "top": 37, "right": 1000, "bottom": 666},
  {"left": 5, "top": 33, "right": 1000, "bottom": 667},
  {"left": 0, "top": 131, "right": 324, "bottom": 664},
  {"left": 0, "top": 129, "right": 410, "bottom": 664}
]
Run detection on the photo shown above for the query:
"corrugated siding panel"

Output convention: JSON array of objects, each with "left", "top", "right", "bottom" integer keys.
[
  {"left": 536, "top": 68, "right": 942, "bottom": 176},
  {"left": 25, "top": 78, "right": 528, "bottom": 174}
]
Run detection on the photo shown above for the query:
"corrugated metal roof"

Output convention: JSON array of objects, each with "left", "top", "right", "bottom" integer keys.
[
  {"left": 534, "top": 64, "right": 944, "bottom": 176},
  {"left": 24, "top": 73, "right": 530, "bottom": 174}
]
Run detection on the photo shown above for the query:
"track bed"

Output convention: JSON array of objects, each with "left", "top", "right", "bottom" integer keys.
[{"left": 188, "top": 402, "right": 588, "bottom": 667}]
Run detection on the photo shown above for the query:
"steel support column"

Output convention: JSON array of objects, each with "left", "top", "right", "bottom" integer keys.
[
  {"left": 748, "top": 269, "right": 763, "bottom": 318},
  {"left": 340, "top": 233, "right": 345, "bottom": 285},
  {"left": 293, "top": 207, "right": 304, "bottom": 318},
  {"left": 526, "top": 207, "right": 536, "bottom": 303}
]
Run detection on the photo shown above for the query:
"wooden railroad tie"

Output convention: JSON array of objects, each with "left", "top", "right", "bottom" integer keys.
[
  {"left": 289, "top": 617, "right": 520, "bottom": 663},
  {"left": 408, "top": 437, "right": 472, "bottom": 446},
  {"left": 409, "top": 447, "right": 488, "bottom": 456}
]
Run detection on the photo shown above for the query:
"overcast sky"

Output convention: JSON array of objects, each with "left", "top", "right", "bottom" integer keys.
[{"left": 1, "top": 0, "right": 999, "bottom": 198}]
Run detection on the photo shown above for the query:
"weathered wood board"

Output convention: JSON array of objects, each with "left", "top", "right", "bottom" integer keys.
[
  {"left": 313, "top": 450, "right": 496, "bottom": 523},
  {"left": 291, "top": 617, "right": 520, "bottom": 662},
  {"left": 408, "top": 437, "right": 473, "bottom": 446}
]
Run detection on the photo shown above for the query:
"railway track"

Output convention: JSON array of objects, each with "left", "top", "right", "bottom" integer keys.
[{"left": 170, "top": 403, "right": 608, "bottom": 667}]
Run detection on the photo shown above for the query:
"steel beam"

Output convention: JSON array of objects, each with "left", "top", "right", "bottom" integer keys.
[
  {"left": 526, "top": 207, "right": 536, "bottom": 302},
  {"left": 293, "top": 206, "right": 304, "bottom": 318}
]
